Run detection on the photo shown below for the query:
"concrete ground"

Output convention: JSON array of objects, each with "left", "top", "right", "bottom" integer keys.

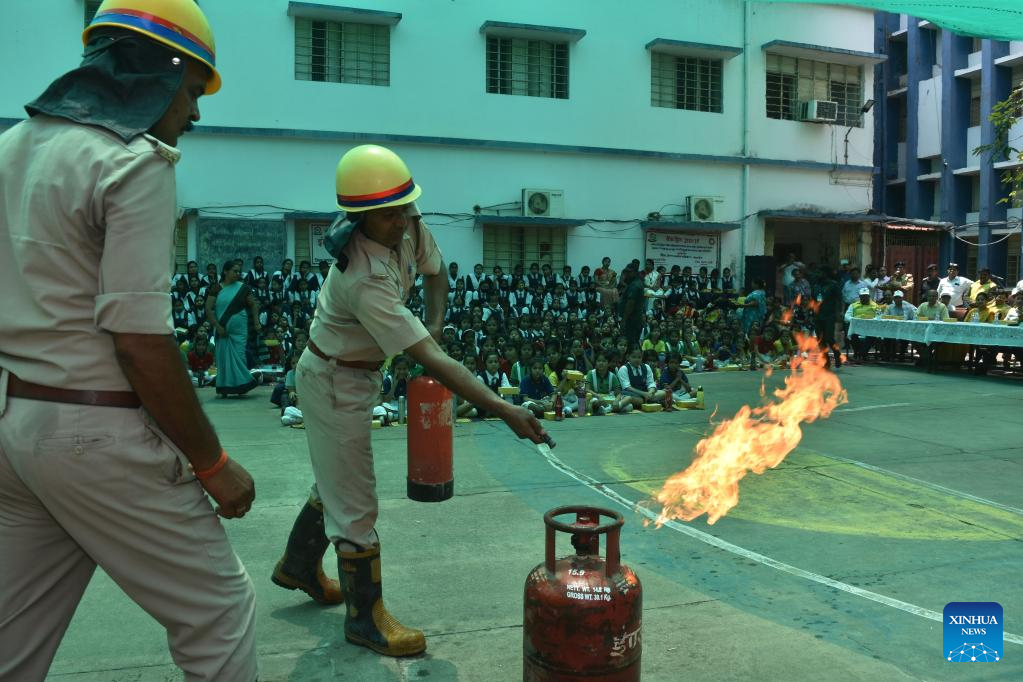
[{"left": 46, "top": 363, "right": 1022, "bottom": 681}]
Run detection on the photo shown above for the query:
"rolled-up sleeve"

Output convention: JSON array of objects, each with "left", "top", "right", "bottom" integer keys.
[
  {"left": 94, "top": 152, "right": 176, "bottom": 334},
  {"left": 352, "top": 275, "right": 430, "bottom": 357},
  {"left": 413, "top": 219, "right": 442, "bottom": 277}
]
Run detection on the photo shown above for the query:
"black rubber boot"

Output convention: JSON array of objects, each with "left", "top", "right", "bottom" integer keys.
[
  {"left": 338, "top": 545, "right": 426, "bottom": 657},
  {"left": 271, "top": 498, "right": 344, "bottom": 605}
]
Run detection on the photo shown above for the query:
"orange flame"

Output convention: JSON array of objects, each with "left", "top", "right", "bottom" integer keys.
[{"left": 652, "top": 333, "right": 847, "bottom": 526}]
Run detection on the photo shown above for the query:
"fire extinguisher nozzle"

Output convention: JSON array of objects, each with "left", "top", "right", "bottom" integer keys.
[{"left": 542, "top": 435, "right": 556, "bottom": 449}]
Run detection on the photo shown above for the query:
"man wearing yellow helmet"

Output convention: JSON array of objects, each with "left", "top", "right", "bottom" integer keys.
[
  {"left": 271, "top": 144, "right": 548, "bottom": 657},
  {"left": 0, "top": 1, "right": 256, "bottom": 680}
]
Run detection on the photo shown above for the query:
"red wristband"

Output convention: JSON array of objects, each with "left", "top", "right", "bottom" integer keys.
[{"left": 195, "top": 450, "right": 229, "bottom": 481}]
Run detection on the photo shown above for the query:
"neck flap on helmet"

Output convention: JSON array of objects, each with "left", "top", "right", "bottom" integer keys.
[{"left": 25, "top": 29, "right": 187, "bottom": 142}]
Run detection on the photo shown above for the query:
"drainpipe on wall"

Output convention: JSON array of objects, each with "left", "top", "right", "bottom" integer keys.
[{"left": 739, "top": 0, "right": 752, "bottom": 285}]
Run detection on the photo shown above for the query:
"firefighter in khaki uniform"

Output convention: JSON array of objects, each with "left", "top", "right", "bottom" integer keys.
[
  {"left": 0, "top": 2, "right": 258, "bottom": 680},
  {"left": 271, "top": 145, "right": 547, "bottom": 657}
]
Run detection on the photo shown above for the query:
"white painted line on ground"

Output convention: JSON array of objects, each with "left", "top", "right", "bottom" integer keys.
[
  {"left": 534, "top": 444, "right": 1023, "bottom": 646},
  {"left": 834, "top": 402, "right": 911, "bottom": 413},
  {"left": 815, "top": 453, "right": 1023, "bottom": 517}
]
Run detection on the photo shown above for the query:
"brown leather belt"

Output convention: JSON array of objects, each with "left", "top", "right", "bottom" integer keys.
[
  {"left": 6, "top": 375, "right": 141, "bottom": 409},
  {"left": 307, "top": 340, "right": 383, "bottom": 371}
]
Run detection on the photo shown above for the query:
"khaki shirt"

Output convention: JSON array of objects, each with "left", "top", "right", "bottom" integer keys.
[
  {"left": 310, "top": 203, "right": 442, "bottom": 361},
  {"left": 0, "top": 116, "right": 179, "bottom": 390}
]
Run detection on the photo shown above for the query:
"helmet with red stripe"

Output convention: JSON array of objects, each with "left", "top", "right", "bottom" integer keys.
[
  {"left": 83, "top": 0, "right": 220, "bottom": 94},
  {"left": 335, "top": 145, "right": 422, "bottom": 212}
]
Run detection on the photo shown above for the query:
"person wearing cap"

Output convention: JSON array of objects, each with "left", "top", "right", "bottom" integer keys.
[
  {"left": 938, "top": 263, "right": 973, "bottom": 308},
  {"left": 967, "top": 268, "right": 997, "bottom": 305},
  {"left": 0, "top": 1, "right": 258, "bottom": 680},
  {"left": 880, "top": 290, "right": 917, "bottom": 361},
  {"left": 844, "top": 287, "right": 880, "bottom": 362},
  {"left": 938, "top": 289, "right": 958, "bottom": 317},
  {"left": 885, "top": 261, "right": 915, "bottom": 301},
  {"left": 272, "top": 144, "right": 547, "bottom": 657}
]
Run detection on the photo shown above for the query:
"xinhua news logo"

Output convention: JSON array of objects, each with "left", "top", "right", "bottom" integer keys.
[{"left": 944, "top": 602, "right": 1002, "bottom": 662}]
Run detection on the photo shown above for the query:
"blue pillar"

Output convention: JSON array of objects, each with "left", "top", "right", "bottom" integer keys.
[
  {"left": 939, "top": 31, "right": 972, "bottom": 268},
  {"left": 978, "top": 39, "right": 1010, "bottom": 278},
  {"left": 873, "top": 13, "right": 887, "bottom": 214},
  {"left": 905, "top": 20, "right": 933, "bottom": 220}
]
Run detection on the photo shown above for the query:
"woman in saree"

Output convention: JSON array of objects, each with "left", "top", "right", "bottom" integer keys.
[
  {"left": 206, "top": 260, "right": 262, "bottom": 397},
  {"left": 594, "top": 256, "right": 619, "bottom": 314}
]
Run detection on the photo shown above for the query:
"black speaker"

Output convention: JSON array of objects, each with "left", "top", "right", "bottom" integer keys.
[{"left": 744, "top": 256, "right": 776, "bottom": 295}]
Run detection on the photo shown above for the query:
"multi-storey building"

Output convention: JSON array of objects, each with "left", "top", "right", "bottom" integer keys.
[
  {"left": 2, "top": 1, "right": 882, "bottom": 287},
  {"left": 874, "top": 12, "right": 1023, "bottom": 284}
]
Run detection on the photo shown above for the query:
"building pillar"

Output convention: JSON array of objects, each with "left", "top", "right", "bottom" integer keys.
[
  {"left": 979, "top": 39, "right": 1010, "bottom": 277},
  {"left": 939, "top": 31, "right": 972, "bottom": 268},
  {"left": 905, "top": 19, "right": 934, "bottom": 220}
]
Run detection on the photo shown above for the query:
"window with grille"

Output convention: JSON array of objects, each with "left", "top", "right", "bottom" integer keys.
[
  {"left": 1007, "top": 235, "right": 1020, "bottom": 282},
  {"left": 486, "top": 37, "right": 568, "bottom": 99},
  {"left": 84, "top": 0, "right": 102, "bottom": 27},
  {"left": 294, "top": 17, "right": 389, "bottom": 86},
  {"left": 482, "top": 225, "right": 567, "bottom": 271},
  {"left": 650, "top": 52, "right": 723, "bottom": 113},
  {"left": 765, "top": 54, "right": 863, "bottom": 126}
]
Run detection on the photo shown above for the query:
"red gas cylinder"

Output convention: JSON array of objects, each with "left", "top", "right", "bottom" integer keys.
[
  {"left": 523, "top": 506, "right": 642, "bottom": 681},
  {"left": 406, "top": 376, "right": 453, "bottom": 502}
]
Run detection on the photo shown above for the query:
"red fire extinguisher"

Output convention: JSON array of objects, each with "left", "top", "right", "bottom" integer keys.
[
  {"left": 406, "top": 376, "right": 454, "bottom": 502},
  {"left": 523, "top": 506, "right": 642, "bottom": 681}
]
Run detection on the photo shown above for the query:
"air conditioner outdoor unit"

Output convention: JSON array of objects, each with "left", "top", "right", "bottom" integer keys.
[
  {"left": 798, "top": 100, "right": 839, "bottom": 123},
  {"left": 687, "top": 196, "right": 717, "bottom": 222},
  {"left": 522, "top": 189, "right": 565, "bottom": 218}
]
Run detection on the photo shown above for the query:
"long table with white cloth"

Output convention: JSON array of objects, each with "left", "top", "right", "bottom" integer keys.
[{"left": 847, "top": 318, "right": 1023, "bottom": 348}]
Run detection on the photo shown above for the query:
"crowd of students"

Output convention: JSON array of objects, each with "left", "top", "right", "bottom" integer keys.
[{"left": 169, "top": 253, "right": 1023, "bottom": 425}]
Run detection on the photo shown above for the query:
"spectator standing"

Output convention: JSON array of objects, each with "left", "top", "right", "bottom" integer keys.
[
  {"left": 938, "top": 263, "right": 973, "bottom": 307},
  {"left": 206, "top": 261, "right": 261, "bottom": 397},
  {"left": 619, "top": 267, "right": 646, "bottom": 349},
  {"left": 919, "top": 264, "right": 942, "bottom": 299}
]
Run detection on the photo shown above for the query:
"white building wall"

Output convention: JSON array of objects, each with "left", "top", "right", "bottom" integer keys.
[{"left": 1, "top": 0, "right": 880, "bottom": 279}]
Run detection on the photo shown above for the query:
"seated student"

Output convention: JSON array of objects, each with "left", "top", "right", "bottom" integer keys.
[
  {"left": 641, "top": 349, "right": 663, "bottom": 382},
  {"left": 380, "top": 355, "right": 411, "bottom": 417},
  {"left": 476, "top": 351, "right": 512, "bottom": 417},
  {"left": 776, "top": 326, "right": 797, "bottom": 365},
  {"left": 519, "top": 358, "right": 557, "bottom": 417},
  {"left": 553, "top": 356, "right": 583, "bottom": 417},
  {"left": 460, "top": 329, "right": 480, "bottom": 366},
  {"left": 711, "top": 329, "right": 738, "bottom": 366},
  {"left": 263, "top": 327, "right": 284, "bottom": 367},
  {"left": 187, "top": 335, "right": 215, "bottom": 387},
  {"left": 585, "top": 353, "right": 630, "bottom": 414},
  {"left": 568, "top": 337, "right": 594, "bottom": 374},
  {"left": 641, "top": 327, "right": 667, "bottom": 356},
  {"left": 658, "top": 352, "right": 693, "bottom": 402},
  {"left": 510, "top": 343, "right": 534, "bottom": 387},
  {"left": 753, "top": 326, "right": 782, "bottom": 366},
  {"left": 455, "top": 354, "right": 482, "bottom": 418},
  {"left": 992, "top": 289, "right": 1011, "bottom": 320},
  {"left": 446, "top": 294, "right": 468, "bottom": 325},
  {"left": 617, "top": 347, "right": 666, "bottom": 406},
  {"left": 500, "top": 343, "right": 519, "bottom": 379}
]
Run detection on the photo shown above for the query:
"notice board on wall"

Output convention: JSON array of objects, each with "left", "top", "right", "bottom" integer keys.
[
  {"left": 643, "top": 231, "right": 720, "bottom": 272},
  {"left": 197, "top": 219, "right": 286, "bottom": 272}
]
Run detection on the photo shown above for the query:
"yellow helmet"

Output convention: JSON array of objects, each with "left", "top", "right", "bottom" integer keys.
[
  {"left": 83, "top": 0, "right": 221, "bottom": 94},
  {"left": 335, "top": 145, "right": 422, "bottom": 212}
]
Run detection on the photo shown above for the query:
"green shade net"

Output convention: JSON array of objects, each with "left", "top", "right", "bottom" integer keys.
[{"left": 759, "top": 1, "right": 1023, "bottom": 41}]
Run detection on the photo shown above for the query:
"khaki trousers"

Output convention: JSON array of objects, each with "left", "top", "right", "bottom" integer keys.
[
  {"left": 0, "top": 373, "right": 257, "bottom": 682},
  {"left": 296, "top": 350, "right": 382, "bottom": 549}
]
